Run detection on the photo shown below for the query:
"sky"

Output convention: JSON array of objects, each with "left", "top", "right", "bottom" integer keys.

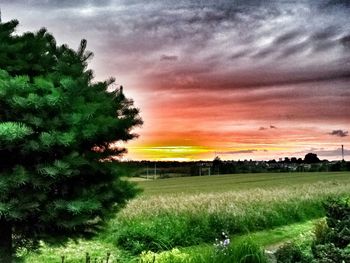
[{"left": 1, "top": 0, "right": 350, "bottom": 161}]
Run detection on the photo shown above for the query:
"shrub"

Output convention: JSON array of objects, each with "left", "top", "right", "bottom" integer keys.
[
  {"left": 310, "top": 199, "right": 350, "bottom": 262},
  {"left": 323, "top": 198, "right": 350, "bottom": 248},
  {"left": 312, "top": 243, "right": 350, "bottom": 263},
  {"left": 275, "top": 242, "right": 312, "bottom": 263},
  {"left": 275, "top": 198, "right": 350, "bottom": 263},
  {"left": 312, "top": 218, "right": 329, "bottom": 245}
]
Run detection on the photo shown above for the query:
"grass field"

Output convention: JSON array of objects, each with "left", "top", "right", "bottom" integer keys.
[
  {"left": 114, "top": 172, "right": 350, "bottom": 254},
  {"left": 136, "top": 171, "right": 350, "bottom": 195},
  {"left": 22, "top": 172, "right": 350, "bottom": 262}
]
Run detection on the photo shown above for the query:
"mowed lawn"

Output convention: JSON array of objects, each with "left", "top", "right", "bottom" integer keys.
[{"left": 136, "top": 171, "right": 350, "bottom": 195}]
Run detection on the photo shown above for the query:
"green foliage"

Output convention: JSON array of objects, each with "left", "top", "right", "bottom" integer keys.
[
  {"left": 275, "top": 242, "right": 312, "bottom": 263},
  {"left": 0, "top": 122, "right": 33, "bottom": 142},
  {"left": 312, "top": 243, "right": 350, "bottom": 263},
  {"left": 111, "top": 174, "right": 350, "bottom": 255},
  {"left": 114, "top": 198, "right": 325, "bottom": 255},
  {"left": 275, "top": 198, "right": 350, "bottom": 263},
  {"left": 323, "top": 198, "right": 350, "bottom": 248},
  {"left": 20, "top": 239, "right": 120, "bottom": 263},
  {"left": 231, "top": 239, "right": 268, "bottom": 263},
  {"left": 0, "top": 19, "right": 142, "bottom": 259},
  {"left": 115, "top": 214, "right": 206, "bottom": 255},
  {"left": 23, "top": 219, "right": 317, "bottom": 262},
  {"left": 138, "top": 239, "right": 268, "bottom": 263},
  {"left": 311, "top": 199, "right": 350, "bottom": 262},
  {"left": 112, "top": 174, "right": 350, "bottom": 257},
  {"left": 312, "top": 218, "right": 329, "bottom": 245},
  {"left": 139, "top": 249, "right": 190, "bottom": 263}
]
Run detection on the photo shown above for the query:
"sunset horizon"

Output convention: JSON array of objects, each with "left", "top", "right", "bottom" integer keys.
[{"left": 2, "top": 0, "right": 349, "bottom": 161}]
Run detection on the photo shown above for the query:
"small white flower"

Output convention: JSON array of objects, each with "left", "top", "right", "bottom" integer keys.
[{"left": 223, "top": 239, "right": 230, "bottom": 246}]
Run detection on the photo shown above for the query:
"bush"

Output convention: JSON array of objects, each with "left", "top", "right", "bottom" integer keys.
[
  {"left": 275, "top": 198, "right": 350, "bottom": 263},
  {"left": 312, "top": 219, "right": 329, "bottom": 245},
  {"left": 312, "top": 243, "right": 350, "bottom": 263},
  {"left": 275, "top": 242, "right": 312, "bottom": 263},
  {"left": 323, "top": 198, "right": 350, "bottom": 248}
]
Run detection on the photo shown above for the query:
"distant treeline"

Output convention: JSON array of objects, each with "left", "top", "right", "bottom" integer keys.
[{"left": 119, "top": 153, "right": 350, "bottom": 178}]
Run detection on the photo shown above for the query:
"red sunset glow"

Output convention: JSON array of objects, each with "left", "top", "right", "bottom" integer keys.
[{"left": 2, "top": 1, "right": 349, "bottom": 161}]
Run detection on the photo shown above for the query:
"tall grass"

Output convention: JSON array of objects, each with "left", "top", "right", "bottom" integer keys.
[
  {"left": 22, "top": 172, "right": 350, "bottom": 261},
  {"left": 139, "top": 238, "right": 268, "bottom": 263},
  {"left": 111, "top": 181, "right": 350, "bottom": 254}
]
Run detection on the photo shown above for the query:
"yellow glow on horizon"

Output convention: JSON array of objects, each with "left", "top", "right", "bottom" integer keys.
[
  {"left": 128, "top": 145, "right": 212, "bottom": 160},
  {"left": 126, "top": 145, "right": 294, "bottom": 161}
]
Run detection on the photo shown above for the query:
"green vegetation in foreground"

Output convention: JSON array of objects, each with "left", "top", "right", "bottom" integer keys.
[
  {"left": 139, "top": 239, "right": 268, "bottom": 263},
  {"left": 21, "top": 172, "right": 350, "bottom": 261},
  {"left": 275, "top": 199, "right": 350, "bottom": 262},
  {"left": 114, "top": 172, "right": 350, "bottom": 254},
  {"left": 22, "top": 219, "right": 317, "bottom": 262},
  {"left": 20, "top": 240, "right": 118, "bottom": 263}
]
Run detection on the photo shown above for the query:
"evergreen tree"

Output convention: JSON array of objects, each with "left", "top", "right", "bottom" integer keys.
[{"left": 0, "top": 20, "right": 142, "bottom": 262}]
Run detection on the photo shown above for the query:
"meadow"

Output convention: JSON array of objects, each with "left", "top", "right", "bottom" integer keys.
[{"left": 23, "top": 172, "right": 350, "bottom": 262}]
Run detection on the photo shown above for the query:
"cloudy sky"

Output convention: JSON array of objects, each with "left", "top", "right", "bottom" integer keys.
[{"left": 2, "top": 0, "right": 349, "bottom": 160}]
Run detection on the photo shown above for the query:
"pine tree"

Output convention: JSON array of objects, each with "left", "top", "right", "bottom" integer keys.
[{"left": 0, "top": 20, "right": 142, "bottom": 262}]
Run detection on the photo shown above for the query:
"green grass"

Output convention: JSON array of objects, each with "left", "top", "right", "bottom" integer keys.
[
  {"left": 21, "top": 171, "right": 350, "bottom": 261},
  {"left": 234, "top": 219, "right": 316, "bottom": 248},
  {"left": 134, "top": 219, "right": 319, "bottom": 263},
  {"left": 20, "top": 239, "right": 119, "bottom": 263},
  {"left": 136, "top": 172, "right": 350, "bottom": 195},
  {"left": 113, "top": 172, "right": 350, "bottom": 254},
  {"left": 21, "top": 219, "right": 317, "bottom": 263},
  {"left": 139, "top": 239, "right": 268, "bottom": 263}
]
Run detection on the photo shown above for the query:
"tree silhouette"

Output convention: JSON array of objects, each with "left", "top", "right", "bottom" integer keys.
[{"left": 304, "top": 153, "right": 320, "bottom": 164}]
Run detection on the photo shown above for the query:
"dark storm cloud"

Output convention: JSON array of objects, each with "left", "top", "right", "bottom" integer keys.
[
  {"left": 1, "top": 0, "right": 112, "bottom": 8},
  {"left": 340, "top": 35, "right": 350, "bottom": 48},
  {"left": 329, "top": 130, "right": 349, "bottom": 137},
  {"left": 2, "top": 0, "right": 350, "bottom": 103},
  {"left": 278, "top": 41, "right": 311, "bottom": 58},
  {"left": 153, "top": 66, "right": 350, "bottom": 91},
  {"left": 160, "top": 55, "right": 178, "bottom": 61},
  {"left": 323, "top": 0, "right": 350, "bottom": 9},
  {"left": 251, "top": 46, "right": 277, "bottom": 59},
  {"left": 274, "top": 30, "right": 303, "bottom": 46},
  {"left": 230, "top": 50, "right": 252, "bottom": 60},
  {"left": 311, "top": 26, "right": 339, "bottom": 41}
]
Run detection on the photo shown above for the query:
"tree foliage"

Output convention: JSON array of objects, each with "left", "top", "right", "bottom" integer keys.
[
  {"left": 304, "top": 153, "right": 320, "bottom": 164},
  {"left": 0, "top": 20, "right": 142, "bottom": 261}
]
